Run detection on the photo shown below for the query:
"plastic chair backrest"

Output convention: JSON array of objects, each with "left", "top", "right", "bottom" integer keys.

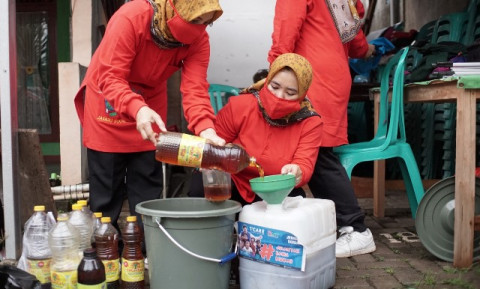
[
  {"left": 208, "top": 84, "right": 240, "bottom": 114},
  {"left": 415, "top": 20, "right": 436, "bottom": 44},
  {"left": 374, "top": 47, "right": 410, "bottom": 151},
  {"left": 464, "top": 0, "right": 480, "bottom": 44},
  {"left": 432, "top": 12, "right": 469, "bottom": 44}
]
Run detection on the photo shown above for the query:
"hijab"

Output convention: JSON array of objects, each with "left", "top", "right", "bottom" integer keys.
[
  {"left": 148, "top": 0, "right": 223, "bottom": 49},
  {"left": 250, "top": 53, "right": 320, "bottom": 126}
]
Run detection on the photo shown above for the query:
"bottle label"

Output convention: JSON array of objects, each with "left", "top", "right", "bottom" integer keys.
[
  {"left": 51, "top": 269, "right": 78, "bottom": 289},
  {"left": 101, "top": 259, "right": 120, "bottom": 282},
  {"left": 26, "top": 258, "right": 51, "bottom": 284},
  {"left": 77, "top": 282, "right": 106, "bottom": 289},
  {"left": 178, "top": 134, "right": 205, "bottom": 167},
  {"left": 121, "top": 258, "right": 145, "bottom": 282}
]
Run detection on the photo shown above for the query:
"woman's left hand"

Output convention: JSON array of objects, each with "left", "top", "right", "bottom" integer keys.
[
  {"left": 199, "top": 128, "right": 226, "bottom": 146},
  {"left": 281, "top": 164, "right": 302, "bottom": 185}
]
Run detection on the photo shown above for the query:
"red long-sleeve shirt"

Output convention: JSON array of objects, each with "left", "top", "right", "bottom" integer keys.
[
  {"left": 215, "top": 93, "right": 323, "bottom": 202},
  {"left": 268, "top": 0, "right": 368, "bottom": 147},
  {"left": 74, "top": 0, "right": 216, "bottom": 152}
]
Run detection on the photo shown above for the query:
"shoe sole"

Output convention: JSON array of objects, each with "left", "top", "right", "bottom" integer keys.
[{"left": 336, "top": 244, "right": 376, "bottom": 258}]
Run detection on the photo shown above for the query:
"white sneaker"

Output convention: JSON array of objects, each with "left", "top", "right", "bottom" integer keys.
[{"left": 335, "top": 226, "right": 376, "bottom": 258}]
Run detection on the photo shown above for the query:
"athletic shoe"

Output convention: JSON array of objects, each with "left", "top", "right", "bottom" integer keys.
[{"left": 335, "top": 226, "right": 376, "bottom": 258}]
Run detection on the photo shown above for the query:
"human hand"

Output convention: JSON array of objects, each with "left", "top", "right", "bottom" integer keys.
[
  {"left": 199, "top": 128, "right": 226, "bottom": 146},
  {"left": 136, "top": 106, "right": 167, "bottom": 145},
  {"left": 281, "top": 164, "right": 302, "bottom": 185},
  {"left": 364, "top": 44, "right": 376, "bottom": 59}
]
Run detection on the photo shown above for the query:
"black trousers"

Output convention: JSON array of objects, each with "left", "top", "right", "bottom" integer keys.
[
  {"left": 308, "top": 147, "right": 366, "bottom": 232},
  {"left": 87, "top": 149, "right": 163, "bottom": 237}
]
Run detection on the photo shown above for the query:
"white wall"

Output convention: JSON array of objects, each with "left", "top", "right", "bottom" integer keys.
[{"left": 207, "top": 0, "right": 276, "bottom": 88}]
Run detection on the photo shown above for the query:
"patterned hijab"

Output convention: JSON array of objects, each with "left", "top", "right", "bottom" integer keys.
[
  {"left": 250, "top": 53, "right": 320, "bottom": 126},
  {"left": 148, "top": 0, "right": 223, "bottom": 49}
]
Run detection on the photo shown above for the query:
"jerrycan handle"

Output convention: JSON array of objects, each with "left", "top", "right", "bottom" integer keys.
[{"left": 154, "top": 218, "right": 236, "bottom": 265}]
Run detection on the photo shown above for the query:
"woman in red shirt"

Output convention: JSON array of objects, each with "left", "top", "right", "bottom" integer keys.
[
  {"left": 189, "top": 53, "right": 323, "bottom": 204},
  {"left": 74, "top": 0, "right": 224, "bottom": 238},
  {"left": 268, "top": 0, "right": 376, "bottom": 258}
]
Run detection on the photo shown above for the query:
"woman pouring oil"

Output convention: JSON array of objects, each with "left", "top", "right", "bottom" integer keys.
[{"left": 189, "top": 53, "right": 323, "bottom": 205}]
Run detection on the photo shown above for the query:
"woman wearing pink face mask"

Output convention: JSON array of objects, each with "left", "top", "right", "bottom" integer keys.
[
  {"left": 189, "top": 53, "right": 323, "bottom": 204},
  {"left": 74, "top": 0, "right": 223, "bottom": 243}
]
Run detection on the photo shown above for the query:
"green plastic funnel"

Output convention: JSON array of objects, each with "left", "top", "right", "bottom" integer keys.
[{"left": 249, "top": 174, "right": 295, "bottom": 204}]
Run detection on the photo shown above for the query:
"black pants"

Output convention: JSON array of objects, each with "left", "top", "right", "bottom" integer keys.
[
  {"left": 87, "top": 149, "right": 163, "bottom": 247},
  {"left": 308, "top": 147, "right": 366, "bottom": 232},
  {"left": 188, "top": 170, "right": 306, "bottom": 207}
]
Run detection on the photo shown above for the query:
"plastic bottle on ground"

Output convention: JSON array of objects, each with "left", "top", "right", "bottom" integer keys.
[
  {"left": 68, "top": 203, "right": 93, "bottom": 253},
  {"left": 77, "top": 200, "right": 93, "bottom": 218},
  {"left": 120, "top": 215, "right": 145, "bottom": 289},
  {"left": 95, "top": 216, "right": 120, "bottom": 289},
  {"left": 77, "top": 248, "right": 106, "bottom": 288},
  {"left": 91, "top": 212, "right": 103, "bottom": 248},
  {"left": 48, "top": 213, "right": 81, "bottom": 289},
  {"left": 155, "top": 131, "right": 259, "bottom": 174},
  {"left": 24, "top": 205, "right": 53, "bottom": 289}
]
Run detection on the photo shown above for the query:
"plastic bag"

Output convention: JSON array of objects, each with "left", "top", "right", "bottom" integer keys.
[{"left": 0, "top": 264, "right": 41, "bottom": 289}]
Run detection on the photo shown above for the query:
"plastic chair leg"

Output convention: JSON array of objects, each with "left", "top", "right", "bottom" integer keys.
[{"left": 397, "top": 149, "right": 425, "bottom": 219}]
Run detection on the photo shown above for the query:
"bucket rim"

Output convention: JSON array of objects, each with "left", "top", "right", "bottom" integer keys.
[{"left": 135, "top": 197, "right": 242, "bottom": 218}]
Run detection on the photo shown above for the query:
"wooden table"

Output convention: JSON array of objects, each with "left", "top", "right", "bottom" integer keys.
[{"left": 371, "top": 79, "right": 479, "bottom": 268}]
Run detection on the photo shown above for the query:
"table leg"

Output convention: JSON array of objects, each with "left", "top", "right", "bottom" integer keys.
[{"left": 453, "top": 89, "right": 477, "bottom": 268}]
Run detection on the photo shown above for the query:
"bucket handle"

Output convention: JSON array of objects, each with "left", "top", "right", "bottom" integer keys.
[{"left": 154, "top": 218, "right": 237, "bottom": 264}]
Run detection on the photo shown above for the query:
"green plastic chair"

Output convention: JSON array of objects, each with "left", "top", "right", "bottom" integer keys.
[
  {"left": 334, "top": 47, "right": 425, "bottom": 218},
  {"left": 432, "top": 12, "right": 469, "bottom": 44},
  {"left": 208, "top": 84, "right": 240, "bottom": 114}
]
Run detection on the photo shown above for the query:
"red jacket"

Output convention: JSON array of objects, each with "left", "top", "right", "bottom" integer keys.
[
  {"left": 74, "top": 0, "right": 216, "bottom": 152},
  {"left": 215, "top": 93, "right": 323, "bottom": 202},
  {"left": 268, "top": 0, "right": 368, "bottom": 147}
]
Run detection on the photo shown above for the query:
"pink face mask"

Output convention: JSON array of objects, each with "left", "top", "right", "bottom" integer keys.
[
  {"left": 259, "top": 86, "right": 301, "bottom": 119},
  {"left": 166, "top": 0, "right": 207, "bottom": 44}
]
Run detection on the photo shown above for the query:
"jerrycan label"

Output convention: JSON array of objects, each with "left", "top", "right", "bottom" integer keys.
[
  {"left": 178, "top": 134, "right": 206, "bottom": 167},
  {"left": 236, "top": 222, "right": 306, "bottom": 271}
]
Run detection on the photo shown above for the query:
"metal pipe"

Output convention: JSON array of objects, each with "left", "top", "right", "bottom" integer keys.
[
  {"left": 53, "top": 192, "right": 90, "bottom": 201},
  {"left": 51, "top": 183, "right": 89, "bottom": 194}
]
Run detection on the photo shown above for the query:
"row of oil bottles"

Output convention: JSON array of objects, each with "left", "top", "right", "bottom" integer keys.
[{"left": 18, "top": 200, "right": 144, "bottom": 289}]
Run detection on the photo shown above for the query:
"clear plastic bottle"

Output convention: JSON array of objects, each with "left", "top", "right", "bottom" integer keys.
[
  {"left": 68, "top": 203, "right": 93, "bottom": 253},
  {"left": 95, "top": 217, "right": 120, "bottom": 289},
  {"left": 91, "top": 212, "right": 103, "bottom": 248},
  {"left": 155, "top": 131, "right": 259, "bottom": 173},
  {"left": 77, "top": 248, "right": 106, "bottom": 288},
  {"left": 49, "top": 213, "right": 81, "bottom": 289},
  {"left": 24, "top": 205, "right": 52, "bottom": 289},
  {"left": 120, "top": 216, "right": 144, "bottom": 289},
  {"left": 77, "top": 200, "right": 93, "bottom": 218}
]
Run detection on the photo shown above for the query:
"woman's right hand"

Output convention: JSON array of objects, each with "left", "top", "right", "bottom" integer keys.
[{"left": 136, "top": 106, "right": 167, "bottom": 145}]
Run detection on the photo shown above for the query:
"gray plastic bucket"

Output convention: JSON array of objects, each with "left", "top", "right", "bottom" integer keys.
[{"left": 136, "top": 198, "right": 242, "bottom": 289}]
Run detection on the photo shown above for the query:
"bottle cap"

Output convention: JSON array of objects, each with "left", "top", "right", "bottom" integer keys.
[
  {"left": 126, "top": 216, "right": 137, "bottom": 222},
  {"left": 72, "top": 203, "right": 82, "bottom": 211},
  {"left": 83, "top": 248, "right": 97, "bottom": 257},
  {"left": 101, "top": 216, "right": 111, "bottom": 223},
  {"left": 57, "top": 213, "right": 69, "bottom": 222},
  {"left": 94, "top": 212, "right": 103, "bottom": 218},
  {"left": 77, "top": 200, "right": 88, "bottom": 206},
  {"left": 34, "top": 205, "right": 45, "bottom": 212}
]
